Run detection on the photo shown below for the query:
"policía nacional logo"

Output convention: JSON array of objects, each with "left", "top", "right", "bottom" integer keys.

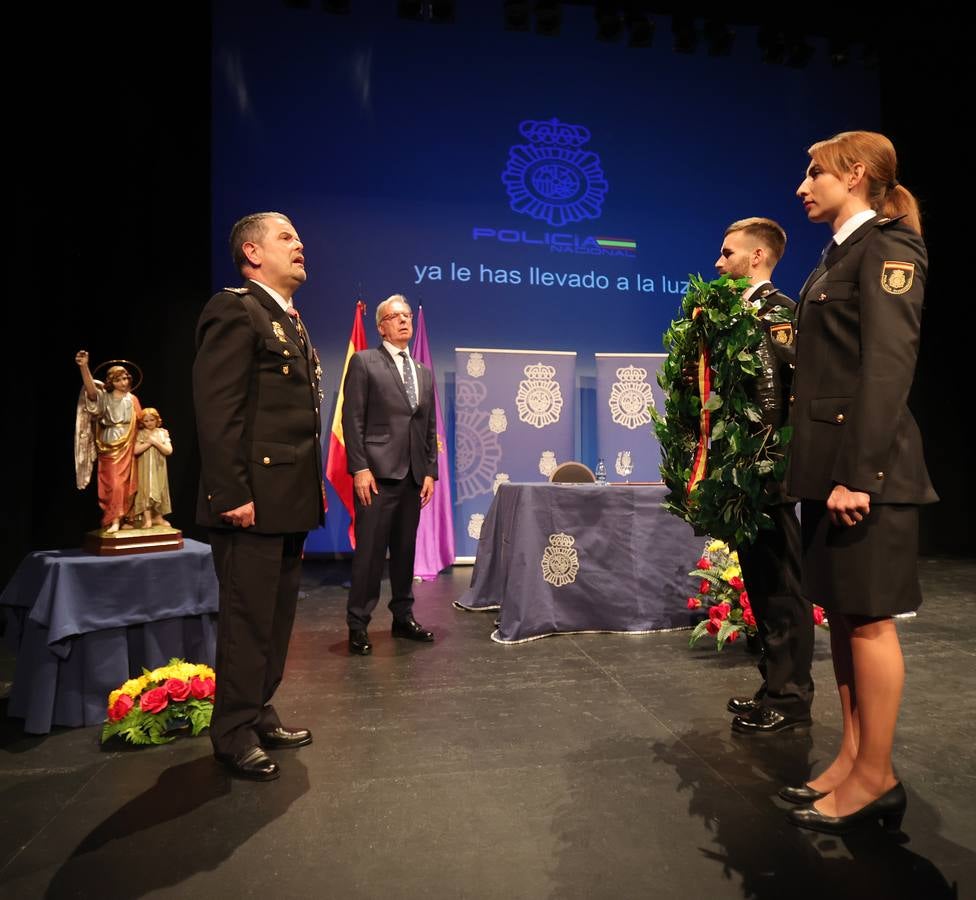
[
  {"left": 608, "top": 365, "right": 654, "bottom": 430},
  {"left": 516, "top": 362, "right": 564, "bottom": 429},
  {"left": 489, "top": 408, "right": 508, "bottom": 434},
  {"left": 466, "top": 352, "right": 486, "bottom": 378},
  {"left": 541, "top": 533, "right": 580, "bottom": 587},
  {"left": 502, "top": 118, "right": 608, "bottom": 227}
]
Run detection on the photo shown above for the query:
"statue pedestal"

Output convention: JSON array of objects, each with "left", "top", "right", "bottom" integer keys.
[{"left": 82, "top": 525, "right": 184, "bottom": 556}]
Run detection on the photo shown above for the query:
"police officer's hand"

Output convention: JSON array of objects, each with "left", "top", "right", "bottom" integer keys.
[
  {"left": 827, "top": 484, "right": 870, "bottom": 528},
  {"left": 221, "top": 501, "right": 255, "bottom": 528}
]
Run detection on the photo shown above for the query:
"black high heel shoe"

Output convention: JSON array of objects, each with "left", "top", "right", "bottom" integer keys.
[
  {"left": 788, "top": 783, "right": 906, "bottom": 835},
  {"left": 778, "top": 784, "right": 827, "bottom": 805}
]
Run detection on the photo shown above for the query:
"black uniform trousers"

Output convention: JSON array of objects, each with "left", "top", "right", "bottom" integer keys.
[
  {"left": 347, "top": 475, "right": 422, "bottom": 630},
  {"left": 735, "top": 503, "right": 814, "bottom": 718},
  {"left": 208, "top": 529, "right": 306, "bottom": 756}
]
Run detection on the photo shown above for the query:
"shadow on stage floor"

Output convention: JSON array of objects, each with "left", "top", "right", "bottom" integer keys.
[{"left": 1, "top": 558, "right": 972, "bottom": 899}]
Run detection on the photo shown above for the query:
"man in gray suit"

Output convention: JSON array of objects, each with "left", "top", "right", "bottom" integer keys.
[{"left": 341, "top": 294, "right": 438, "bottom": 655}]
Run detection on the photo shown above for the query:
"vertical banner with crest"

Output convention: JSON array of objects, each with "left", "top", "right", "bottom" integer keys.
[
  {"left": 595, "top": 353, "right": 667, "bottom": 483},
  {"left": 454, "top": 348, "right": 576, "bottom": 560}
]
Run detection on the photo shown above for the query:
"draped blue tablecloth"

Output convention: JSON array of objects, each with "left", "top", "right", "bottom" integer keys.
[
  {"left": 456, "top": 483, "right": 700, "bottom": 643},
  {"left": 1, "top": 538, "right": 219, "bottom": 733}
]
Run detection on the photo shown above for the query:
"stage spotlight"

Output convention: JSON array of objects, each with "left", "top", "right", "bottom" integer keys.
[
  {"left": 322, "top": 0, "right": 350, "bottom": 11},
  {"left": 397, "top": 0, "right": 424, "bottom": 20},
  {"left": 504, "top": 0, "right": 530, "bottom": 31},
  {"left": 758, "top": 25, "right": 785, "bottom": 64},
  {"left": 784, "top": 32, "right": 814, "bottom": 68},
  {"left": 535, "top": 0, "right": 560, "bottom": 37},
  {"left": 594, "top": 2, "right": 622, "bottom": 42},
  {"left": 428, "top": 1, "right": 454, "bottom": 23},
  {"left": 625, "top": 11, "right": 654, "bottom": 48},
  {"left": 703, "top": 19, "right": 733, "bottom": 56},
  {"left": 671, "top": 14, "right": 698, "bottom": 54},
  {"left": 828, "top": 37, "right": 849, "bottom": 67}
]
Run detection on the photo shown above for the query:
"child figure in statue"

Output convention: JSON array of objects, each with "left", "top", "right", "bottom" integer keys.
[
  {"left": 132, "top": 407, "right": 173, "bottom": 528},
  {"left": 75, "top": 351, "right": 142, "bottom": 533}
]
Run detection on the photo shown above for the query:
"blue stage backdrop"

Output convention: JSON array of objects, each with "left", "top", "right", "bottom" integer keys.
[{"left": 211, "top": 1, "right": 881, "bottom": 553}]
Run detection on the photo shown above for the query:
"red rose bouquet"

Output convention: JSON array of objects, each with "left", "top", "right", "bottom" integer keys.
[
  {"left": 101, "top": 658, "right": 216, "bottom": 745},
  {"left": 686, "top": 540, "right": 826, "bottom": 650}
]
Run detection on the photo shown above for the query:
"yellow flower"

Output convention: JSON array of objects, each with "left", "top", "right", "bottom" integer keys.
[
  {"left": 108, "top": 689, "right": 122, "bottom": 708},
  {"left": 723, "top": 565, "right": 742, "bottom": 581},
  {"left": 729, "top": 550, "right": 739, "bottom": 562},
  {"left": 707, "top": 539, "right": 726, "bottom": 553},
  {"left": 120, "top": 676, "right": 148, "bottom": 698}
]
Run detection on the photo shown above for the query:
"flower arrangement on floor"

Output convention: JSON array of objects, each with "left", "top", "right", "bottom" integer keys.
[
  {"left": 101, "top": 658, "right": 216, "bottom": 745},
  {"left": 687, "top": 540, "right": 827, "bottom": 650}
]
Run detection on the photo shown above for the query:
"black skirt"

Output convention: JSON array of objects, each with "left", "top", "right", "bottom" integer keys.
[{"left": 800, "top": 500, "right": 922, "bottom": 617}]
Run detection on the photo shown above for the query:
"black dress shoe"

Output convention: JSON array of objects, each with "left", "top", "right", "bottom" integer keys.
[
  {"left": 788, "top": 783, "right": 906, "bottom": 834},
  {"left": 391, "top": 618, "right": 434, "bottom": 642},
  {"left": 349, "top": 629, "right": 372, "bottom": 655},
  {"left": 260, "top": 726, "right": 312, "bottom": 749},
  {"left": 215, "top": 746, "right": 280, "bottom": 781},
  {"left": 779, "top": 784, "right": 827, "bottom": 805},
  {"left": 727, "top": 696, "right": 761, "bottom": 716},
  {"left": 731, "top": 706, "right": 812, "bottom": 735}
]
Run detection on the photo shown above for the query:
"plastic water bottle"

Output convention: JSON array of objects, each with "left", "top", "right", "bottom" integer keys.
[{"left": 595, "top": 458, "right": 607, "bottom": 485}]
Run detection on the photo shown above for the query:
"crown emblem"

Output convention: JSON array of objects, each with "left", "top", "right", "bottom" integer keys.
[{"left": 519, "top": 118, "right": 591, "bottom": 148}]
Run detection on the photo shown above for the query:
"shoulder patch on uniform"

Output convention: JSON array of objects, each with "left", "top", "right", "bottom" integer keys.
[
  {"left": 223, "top": 286, "right": 249, "bottom": 295},
  {"left": 769, "top": 323, "right": 794, "bottom": 346},
  {"left": 881, "top": 261, "right": 915, "bottom": 295}
]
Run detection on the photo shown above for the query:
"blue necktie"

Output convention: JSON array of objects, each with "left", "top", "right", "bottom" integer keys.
[{"left": 399, "top": 351, "right": 418, "bottom": 409}]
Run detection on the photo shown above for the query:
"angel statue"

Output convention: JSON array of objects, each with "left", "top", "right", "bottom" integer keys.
[{"left": 75, "top": 350, "right": 142, "bottom": 533}]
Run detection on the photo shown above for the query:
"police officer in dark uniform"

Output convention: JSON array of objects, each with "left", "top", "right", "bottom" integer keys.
[
  {"left": 194, "top": 212, "right": 326, "bottom": 780},
  {"left": 783, "top": 132, "right": 937, "bottom": 834},
  {"left": 713, "top": 218, "right": 816, "bottom": 735}
]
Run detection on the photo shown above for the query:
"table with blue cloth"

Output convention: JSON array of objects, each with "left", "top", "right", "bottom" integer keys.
[
  {"left": 1, "top": 538, "right": 219, "bottom": 734},
  {"left": 456, "top": 483, "right": 701, "bottom": 643}
]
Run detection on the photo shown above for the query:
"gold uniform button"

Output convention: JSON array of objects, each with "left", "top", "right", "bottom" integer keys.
[
  {"left": 819, "top": 292, "right": 827, "bottom": 301},
  {"left": 789, "top": 394, "right": 795, "bottom": 404},
  {"left": 834, "top": 413, "right": 845, "bottom": 424},
  {"left": 876, "top": 471, "right": 885, "bottom": 480},
  {"left": 207, "top": 493, "right": 212, "bottom": 501},
  {"left": 283, "top": 349, "right": 290, "bottom": 357},
  {"left": 263, "top": 456, "right": 271, "bottom": 465},
  {"left": 282, "top": 365, "right": 290, "bottom": 375}
]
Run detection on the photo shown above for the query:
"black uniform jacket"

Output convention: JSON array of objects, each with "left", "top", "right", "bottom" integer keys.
[
  {"left": 341, "top": 346, "right": 438, "bottom": 485},
  {"left": 787, "top": 216, "right": 937, "bottom": 504},
  {"left": 193, "top": 282, "right": 326, "bottom": 533}
]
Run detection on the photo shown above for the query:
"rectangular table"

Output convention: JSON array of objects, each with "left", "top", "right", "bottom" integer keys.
[
  {"left": 456, "top": 483, "right": 702, "bottom": 643},
  {"left": 2, "top": 538, "right": 219, "bottom": 733}
]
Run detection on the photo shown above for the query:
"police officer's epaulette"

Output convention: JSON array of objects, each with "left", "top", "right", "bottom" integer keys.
[
  {"left": 223, "top": 286, "right": 250, "bottom": 295},
  {"left": 875, "top": 214, "right": 907, "bottom": 229}
]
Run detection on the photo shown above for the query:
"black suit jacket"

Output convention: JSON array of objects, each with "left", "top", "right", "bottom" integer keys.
[
  {"left": 341, "top": 346, "right": 438, "bottom": 484},
  {"left": 193, "top": 282, "right": 326, "bottom": 533},
  {"left": 787, "top": 217, "right": 937, "bottom": 504}
]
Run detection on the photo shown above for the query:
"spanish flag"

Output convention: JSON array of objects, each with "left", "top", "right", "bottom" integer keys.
[{"left": 325, "top": 300, "right": 367, "bottom": 547}]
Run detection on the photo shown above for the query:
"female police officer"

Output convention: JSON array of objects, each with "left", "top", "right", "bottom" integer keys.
[{"left": 782, "top": 131, "right": 937, "bottom": 834}]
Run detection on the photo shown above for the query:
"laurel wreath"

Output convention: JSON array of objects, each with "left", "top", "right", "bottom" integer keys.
[{"left": 652, "top": 274, "right": 793, "bottom": 548}]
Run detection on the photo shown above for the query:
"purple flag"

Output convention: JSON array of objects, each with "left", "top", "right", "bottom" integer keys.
[{"left": 413, "top": 306, "right": 456, "bottom": 579}]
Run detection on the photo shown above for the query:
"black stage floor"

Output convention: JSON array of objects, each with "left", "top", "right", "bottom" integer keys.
[{"left": 1, "top": 558, "right": 973, "bottom": 899}]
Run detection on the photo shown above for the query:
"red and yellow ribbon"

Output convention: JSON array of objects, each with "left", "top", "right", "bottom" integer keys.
[{"left": 687, "top": 307, "right": 711, "bottom": 496}]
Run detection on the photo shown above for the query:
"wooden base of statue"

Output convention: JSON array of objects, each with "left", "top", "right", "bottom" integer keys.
[{"left": 83, "top": 525, "right": 184, "bottom": 556}]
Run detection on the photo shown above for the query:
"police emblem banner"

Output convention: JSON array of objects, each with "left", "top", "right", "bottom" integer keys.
[
  {"left": 595, "top": 353, "right": 667, "bottom": 483},
  {"left": 454, "top": 348, "right": 576, "bottom": 560}
]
